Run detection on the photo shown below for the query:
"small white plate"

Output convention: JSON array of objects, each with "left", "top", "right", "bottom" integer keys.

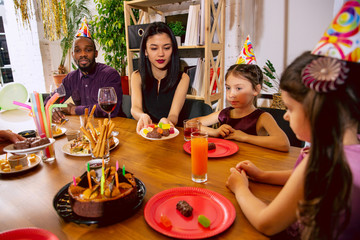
[
  {"left": 53, "top": 127, "right": 67, "bottom": 138},
  {"left": 3, "top": 138, "right": 55, "bottom": 154},
  {"left": 140, "top": 128, "right": 179, "bottom": 140},
  {"left": 110, "top": 137, "right": 120, "bottom": 150},
  {"left": 0, "top": 155, "right": 41, "bottom": 174},
  {"left": 61, "top": 137, "right": 119, "bottom": 157},
  {"left": 85, "top": 159, "right": 106, "bottom": 169}
]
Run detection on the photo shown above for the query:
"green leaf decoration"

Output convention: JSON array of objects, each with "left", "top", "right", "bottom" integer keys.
[
  {"left": 262, "top": 59, "right": 280, "bottom": 90},
  {"left": 263, "top": 69, "right": 275, "bottom": 80},
  {"left": 266, "top": 60, "right": 276, "bottom": 73},
  {"left": 263, "top": 79, "right": 273, "bottom": 88},
  {"left": 91, "top": 0, "right": 129, "bottom": 76}
]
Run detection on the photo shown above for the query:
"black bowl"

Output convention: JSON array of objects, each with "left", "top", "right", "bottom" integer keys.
[{"left": 18, "top": 130, "right": 36, "bottom": 138}]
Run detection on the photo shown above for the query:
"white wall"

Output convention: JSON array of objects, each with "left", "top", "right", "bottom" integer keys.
[
  {"left": 1, "top": 1, "right": 46, "bottom": 93},
  {"left": 225, "top": 0, "right": 335, "bottom": 78},
  {"left": 287, "top": 0, "right": 334, "bottom": 66}
]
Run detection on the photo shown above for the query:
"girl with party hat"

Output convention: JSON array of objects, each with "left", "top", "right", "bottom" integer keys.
[
  {"left": 226, "top": 1, "right": 360, "bottom": 239},
  {"left": 194, "top": 36, "right": 290, "bottom": 152}
]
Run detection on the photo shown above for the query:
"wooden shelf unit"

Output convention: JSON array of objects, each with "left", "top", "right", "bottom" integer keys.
[{"left": 124, "top": 0, "right": 225, "bottom": 110}]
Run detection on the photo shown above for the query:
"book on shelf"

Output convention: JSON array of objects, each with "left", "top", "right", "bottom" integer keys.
[
  {"left": 191, "top": 58, "right": 204, "bottom": 96},
  {"left": 183, "top": 5, "right": 192, "bottom": 46},
  {"left": 184, "top": 4, "right": 200, "bottom": 46},
  {"left": 199, "top": 0, "right": 205, "bottom": 45},
  {"left": 187, "top": 59, "right": 219, "bottom": 96},
  {"left": 184, "top": 0, "right": 220, "bottom": 46}
]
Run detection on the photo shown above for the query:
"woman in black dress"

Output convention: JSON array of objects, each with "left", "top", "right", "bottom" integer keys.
[{"left": 131, "top": 22, "right": 190, "bottom": 133}]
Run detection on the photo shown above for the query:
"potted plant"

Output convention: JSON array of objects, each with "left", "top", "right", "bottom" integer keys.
[
  {"left": 261, "top": 60, "right": 285, "bottom": 110},
  {"left": 91, "top": 0, "right": 129, "bottom": 94},
  {"left": 54, "top": 0, "right": 92, "bottom": 86},
  {"left": 168, "top": 21, "right": 185, "bottom": 46}
]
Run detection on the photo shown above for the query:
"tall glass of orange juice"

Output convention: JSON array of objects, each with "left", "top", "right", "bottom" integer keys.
[{"left": 191, "top": 131, "right": 208, "bottom": 183}]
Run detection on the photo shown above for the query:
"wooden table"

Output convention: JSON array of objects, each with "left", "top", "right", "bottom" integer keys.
[{"left": 0, "top": 114, "right": 301, "bottom": 239}]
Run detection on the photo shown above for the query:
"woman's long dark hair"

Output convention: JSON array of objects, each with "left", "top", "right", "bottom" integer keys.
[
  {"left": 139, "top": 22, "right": 180, "bottom": 92},
  {"left": 280, "top": 51, "right": 360, "bottom": 239}
]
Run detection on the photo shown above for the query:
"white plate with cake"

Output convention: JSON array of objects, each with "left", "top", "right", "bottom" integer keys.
[
  {"left": 3, "top": 138, "right": 55, "bottom": 154},
  {"left": 61, "top": 137, "right": 119, "bottom": 157},
  {"left": 0, "top": 154, "right": 41, "bottom": 174}
]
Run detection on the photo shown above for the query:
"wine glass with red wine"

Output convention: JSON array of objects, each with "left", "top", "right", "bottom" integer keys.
[{"left": 98, "top": 87, "right": 117, "bottom": 122}]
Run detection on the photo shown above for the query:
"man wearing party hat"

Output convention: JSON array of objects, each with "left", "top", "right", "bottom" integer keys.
[
  {"left": 49, "top": 17, "right": 123, "bottom": 122},
  {"left": 226, "top": 1, "right": 360, "bottom": 239}
]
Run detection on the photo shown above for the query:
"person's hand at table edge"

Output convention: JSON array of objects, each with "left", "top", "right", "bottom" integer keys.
[{"left": 0, "top": 130, "right": 26, "bottom": 154}]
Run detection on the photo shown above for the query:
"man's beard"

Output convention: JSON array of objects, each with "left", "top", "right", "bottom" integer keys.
[{"left": 77, "top": 58, "right": 96, "bottom": 73}]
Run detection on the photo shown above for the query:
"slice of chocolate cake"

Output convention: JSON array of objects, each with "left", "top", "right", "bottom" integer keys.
[
  {"left": 14, "top": 140, "right": 31, "bottom": 149},
  {"left": 14, "top": 137, "right": 50, "bottom": 149}
]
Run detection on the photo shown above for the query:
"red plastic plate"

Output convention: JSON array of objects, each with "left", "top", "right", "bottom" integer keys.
[
  {"left": 144, "top": 187, "right": 236, "bottom": 239},
  {"left": 0, "top": 228, "right": 59, "bottom": 240},
  {"left": 183, "top": 138, "right": 239, "bottom": 158}
]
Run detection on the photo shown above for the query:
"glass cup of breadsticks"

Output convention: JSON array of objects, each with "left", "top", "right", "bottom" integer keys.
[
  {"left": 80, "top": 118, "right": 115, "bottom": 163},
  {"left": 80, "top": 105, "right": 97, "bottom": 129}
]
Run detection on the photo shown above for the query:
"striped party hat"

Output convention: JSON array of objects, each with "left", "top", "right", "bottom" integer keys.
[
  {"left": 75, "top": 17, "right": 91, "bottom": 38},
  {"left": 302, "top": 0, "right": 360, "bottom": 92},
  {"left": 312, "top": 0, "right": 360, "bottom": 62},
  {"left": 236, "top": 35, "right": 257, "bottom": 65}
]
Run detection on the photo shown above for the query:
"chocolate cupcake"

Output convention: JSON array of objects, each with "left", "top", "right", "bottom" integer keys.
[
  {"left": 208, "top": 142, "right": 216, "bottom": 150},
  {"left": 176, "top": 200, "right": 193, "bottom": 217}
]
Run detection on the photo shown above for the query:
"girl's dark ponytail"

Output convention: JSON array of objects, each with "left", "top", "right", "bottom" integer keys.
[{"left": 280, "top": 51, "right": 360, "bottom": 239}]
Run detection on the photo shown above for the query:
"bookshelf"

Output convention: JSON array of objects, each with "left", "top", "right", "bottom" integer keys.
[{"left": 124, "top": 0, "right": 225, "bottom": 110}]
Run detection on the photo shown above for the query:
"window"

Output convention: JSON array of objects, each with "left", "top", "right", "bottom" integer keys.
[
  {"left": 0, "top": 16, "right": 13, "bottom": 85},
  {"left": 1, "top": 68, "right": 13, "bottom": 83},
  {"left": 0, "top": 35, "right": 11, "bottom": 65}
]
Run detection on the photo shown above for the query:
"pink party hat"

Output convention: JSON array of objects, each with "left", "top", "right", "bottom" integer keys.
[
  {"left": 302, "top": 0, "right": 360, "bottom": 92},
  {"left": 75, "top": 17, "right": 91, "bottom": 38},
  {"left": 312, "top": 0, "right": 360, "bottom": 62},
  {"left": 236, "top": 35, "right": 257, "bottom": 64}
]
